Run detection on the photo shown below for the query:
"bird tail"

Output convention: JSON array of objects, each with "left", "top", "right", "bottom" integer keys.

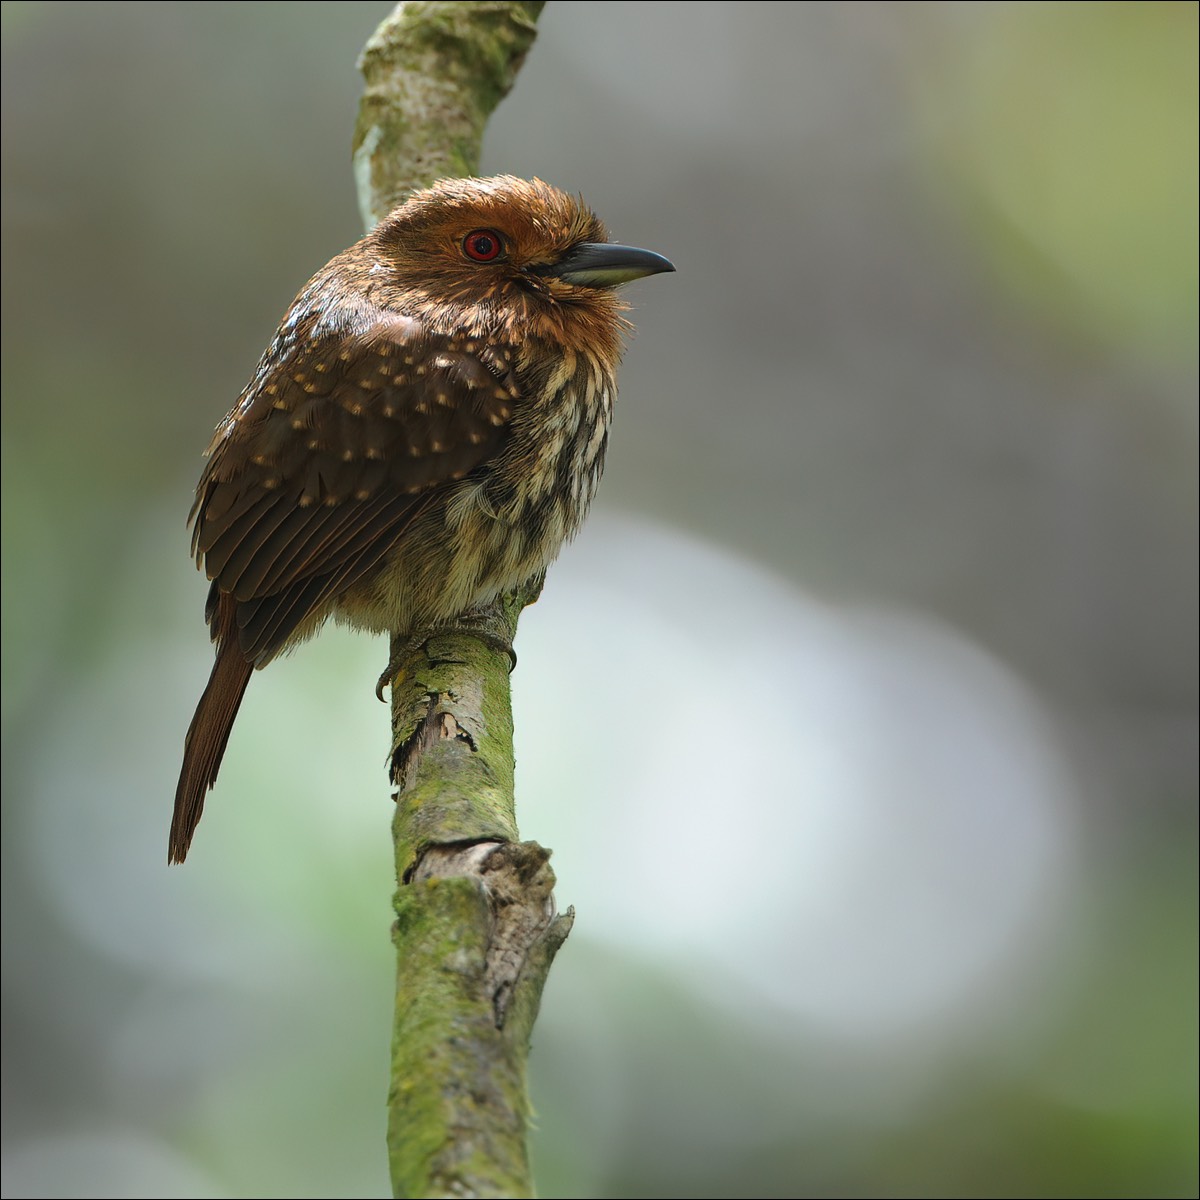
[{"left": 170, "top": 595, "right": 253, "bottom": 864}]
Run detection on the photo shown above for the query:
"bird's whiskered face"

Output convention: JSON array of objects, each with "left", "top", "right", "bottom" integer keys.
[{"left": 351, "top": 176, "right": 665, "bottom": 353}]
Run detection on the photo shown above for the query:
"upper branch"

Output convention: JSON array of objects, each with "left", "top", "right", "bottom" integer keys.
[{"left": 354, "top": 0, "right": 546, "bottom": 228}]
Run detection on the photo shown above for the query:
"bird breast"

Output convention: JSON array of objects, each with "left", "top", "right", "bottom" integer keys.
[{"left": 336, "top": 347, "right": 615, "bottom": 635}]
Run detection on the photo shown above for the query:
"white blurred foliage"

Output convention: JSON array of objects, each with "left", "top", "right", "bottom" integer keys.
[{"left": 516, "top": 511, "right": 1079, "bottom": 1039}]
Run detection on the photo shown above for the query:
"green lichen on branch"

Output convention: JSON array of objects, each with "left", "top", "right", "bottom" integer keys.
[
  {"left": 388, "top": 840, "right": 568, "bottom": 1197},
  {"left": 388, "top": 877, "right": 534, "bottom": 1199},
  {"left": 352, "top": 5, "right": 570, "bottom": 1198},
  {"left": 388, "top": 626, "right": 520, "bottom": 879},
  {"left": 355, "top": 0, "right": 545, "bottom": 228},
  {"left": 386, "top": 576, "right": 544, "bottom": 875}
]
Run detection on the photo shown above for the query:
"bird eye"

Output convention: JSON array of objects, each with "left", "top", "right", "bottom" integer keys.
[{"left": 462, "top": 229, "right": 504, "bottom": 262}]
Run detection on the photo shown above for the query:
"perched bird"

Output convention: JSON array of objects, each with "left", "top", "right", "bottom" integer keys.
[{"left": 170, "top": 175, "right": 673, "bottom": 863}]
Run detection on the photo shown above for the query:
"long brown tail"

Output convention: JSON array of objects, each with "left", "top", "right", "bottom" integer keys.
[{"left": 170, "top": 597, "right": 254, "bottom": 864}]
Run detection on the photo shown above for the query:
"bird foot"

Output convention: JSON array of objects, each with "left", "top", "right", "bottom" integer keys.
[
  {"left": 374, "top": 618, "right": 516, "bottom": 701},
  {"left": 376, "top": 633, "right": 422, "bottom": 701}
]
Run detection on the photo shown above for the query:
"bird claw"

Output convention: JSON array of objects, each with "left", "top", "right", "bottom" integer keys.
[
  {"left": 376, "top": 634, "right": 423, "bottom": 701},
  {"left": 441, "top": 610, "right": 516, "bottom": 672},
  {"left": 374, "top": 623, "right": 516, "bottom": 702},
  {"left": 466, "top": 630, "right": 517, "bottom": 674}
]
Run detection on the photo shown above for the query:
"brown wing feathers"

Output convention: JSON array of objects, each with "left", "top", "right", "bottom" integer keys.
[
  {"left": 170, "top": 322, "right": 518, "bottom": 861},
  {"left": 194, "top": 326, "right": 515, "bottom": 658}
]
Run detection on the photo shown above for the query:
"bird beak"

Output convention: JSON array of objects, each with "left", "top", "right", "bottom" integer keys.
[{"left": 536, "top": 243, "right": 676, "bottom": 288}]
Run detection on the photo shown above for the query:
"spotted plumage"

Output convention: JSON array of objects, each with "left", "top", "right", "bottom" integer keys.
[{"left": 171, "top": 175, "right": 673, "bottom": 863}]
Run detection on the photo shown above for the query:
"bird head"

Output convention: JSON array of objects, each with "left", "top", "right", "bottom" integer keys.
[{"left": 355, "top": 176, "right": 674, "bottom": 351}]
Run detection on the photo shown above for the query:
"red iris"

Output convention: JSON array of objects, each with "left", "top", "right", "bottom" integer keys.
[{"left": 462, "top": 230, "right": 504, "bottom": 262}]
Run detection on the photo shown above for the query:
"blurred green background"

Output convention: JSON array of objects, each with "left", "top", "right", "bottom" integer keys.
[{"left": 2, "top": 3, "right": 1196, "bottom": 1197}]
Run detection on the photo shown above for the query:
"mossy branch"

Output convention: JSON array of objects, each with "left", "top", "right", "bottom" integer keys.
[
  {"left": 352, "top": 4, "right": 571, "bottom": 1197},
  {"left": 355, "top": 0, "right": 545, "bottom": 227}
]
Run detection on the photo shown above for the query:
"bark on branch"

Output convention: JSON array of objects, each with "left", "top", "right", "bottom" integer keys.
[{"left": 352, "top": 5, "right": 572, "bottom": 1197}]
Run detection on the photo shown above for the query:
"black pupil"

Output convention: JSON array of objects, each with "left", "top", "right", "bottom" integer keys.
[{"left": 472, "top": 234, "right": 495, "bottom": 258}]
